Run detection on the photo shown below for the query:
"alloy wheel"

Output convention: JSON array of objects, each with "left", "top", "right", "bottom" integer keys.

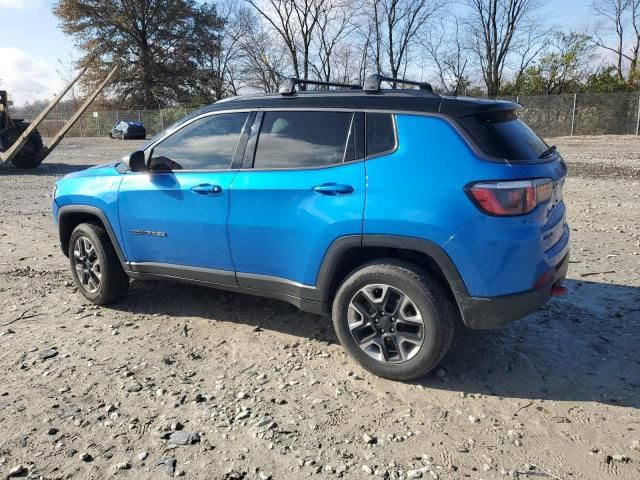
[
  {"left": 73, "top": 236, "right": 102, "bottom": 293},
  {"left": 347, "top": 284, "right": 425, "bottom": 363}
]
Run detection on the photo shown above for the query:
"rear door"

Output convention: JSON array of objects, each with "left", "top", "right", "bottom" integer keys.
[
  {"left": 118, "top": 111, "right": 251, "bottom": 280},
  {"left": 228, "top": 110, "right": 365, "bottom": 290}
]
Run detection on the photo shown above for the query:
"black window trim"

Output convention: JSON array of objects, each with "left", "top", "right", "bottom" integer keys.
[
  {"left": 342, "top": 113, "right": 356, "bottom": 163},
  {"left": 242, "top": 111, "right": 264, "bottom": 169},
  {"left": 232, "top": 111, "right": 256, "bottom": 170}
]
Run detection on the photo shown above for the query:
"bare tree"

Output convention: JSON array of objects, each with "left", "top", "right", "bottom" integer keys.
[
  {"left": 592, "top": 0, "right": 629, "bottom": 80},
  {"left": 211, "top": 2, "right": 255, "bottom": 98},
  {"left": 246, "top": 0, "right": 331, "bottom": 82},
  {"left": 423, "top": 18, "right": 469, "bottom": 92},
  {"left": 511, "top": 21, "right": 553, "bottom": 85},
  {"left": 356, "top": 26, "right": 375, "bottom": 84},
  {"left": 591, "top": 0, "right": 640, "bottom": 84},
  {"left": 347, "top": 11, "right": 379, "bottom": 84},
  {"left": 245, "top": 0, "right": 300, "bottom": 77},
  {"left": 465, "top": 0, "right": 543, "bottom": 96},
  {"left": 238, "top": 17, "right": 289, "bottom": 92},
  {"left": 369, "top": 0, "right": 443, "bottom": 83},
  {"left": 312, "top": 3, "right": 357, "bottom": 82},
  {"left": 632, "top": 0, "right": 640, "bottom": 82}
]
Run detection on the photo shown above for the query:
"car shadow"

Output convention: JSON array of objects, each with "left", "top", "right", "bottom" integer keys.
[
  {"left": 415, "top": 278, "right": 640, "bottom": 409},
  {"left": 112, "top": 277, "right": 640, "bottom": 409},
  {"left": 116, "top": 279, "right": 338, "bottom": 343}
]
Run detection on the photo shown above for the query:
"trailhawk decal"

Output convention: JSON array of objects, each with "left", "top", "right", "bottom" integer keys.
[{"left": 130, "top": 230, "right": 167, "bottom": 237}]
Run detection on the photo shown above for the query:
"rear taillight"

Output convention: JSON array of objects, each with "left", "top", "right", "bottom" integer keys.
[{"left": 466, "top": 179, "right": 553, "bottom": 216}]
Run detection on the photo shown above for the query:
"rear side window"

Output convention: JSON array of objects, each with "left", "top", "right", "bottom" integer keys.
[
  {"left": 151, "top": 112, "right": 248, "bottom": 170},
  {"left": 458, "top": 110, "right": 549, "bottom": 160},
  {"left": 366, "top": 113, "right": 396, "bottom": 156},
  {"left": 253, "top": 111, "right": 354, "bottom": 168}
]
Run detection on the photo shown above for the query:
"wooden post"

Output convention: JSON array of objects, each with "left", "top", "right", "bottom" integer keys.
[
  {"left": 0, "top": 66, "right": 88, "bottom": 165},
  {"left": 636, "top": 94, "right": 640, "bottom": 136},
  {"left": 570, "top": 93, "right": 577, "bottom": 136},
  {"left": 44, "top": 65, "right": 119, "bottom": 155}
]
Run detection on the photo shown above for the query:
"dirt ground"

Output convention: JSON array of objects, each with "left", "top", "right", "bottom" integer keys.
[{"left": 0, "top": 135, "right": 638, "bottom": 480}]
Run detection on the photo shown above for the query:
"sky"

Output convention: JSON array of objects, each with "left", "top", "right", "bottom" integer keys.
[{"left": 0, "top": 0, "right": 595, "bottom": 106}]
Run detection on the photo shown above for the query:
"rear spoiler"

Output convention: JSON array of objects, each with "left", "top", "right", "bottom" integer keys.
[{"left": 438, "top": 97, "right": 521, "bottom": 118}]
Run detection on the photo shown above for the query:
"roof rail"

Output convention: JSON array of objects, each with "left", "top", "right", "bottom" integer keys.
[
  {"left": 278, "top": 78, "right": 362, "bottom": 95},
  {"left": 363, "top": 74, "right": 435, "bottom": 94}
]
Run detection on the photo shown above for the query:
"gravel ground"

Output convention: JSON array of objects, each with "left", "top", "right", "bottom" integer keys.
[
  {"left": 0, "top": 136, "right": 638, "bottom": 480},
  {"left": 549, "top": 136, "right": 640, "bottom": 180}
]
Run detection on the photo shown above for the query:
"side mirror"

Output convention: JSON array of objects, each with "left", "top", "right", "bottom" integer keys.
[{"left": 127, "top": 150, "right": 147, "bottom": 172}]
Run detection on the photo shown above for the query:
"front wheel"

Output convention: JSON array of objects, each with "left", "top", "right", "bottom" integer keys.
[
  {"left": 68, "top": 223, "right": 129, "bottom": 305},
  {"left": 332, "top": 260, "right": 456, "bottom": 381}
]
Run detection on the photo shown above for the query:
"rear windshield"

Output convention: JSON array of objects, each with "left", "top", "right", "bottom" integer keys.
[{"left": 458, "top": 110, "right": 549, "bottom": 161}]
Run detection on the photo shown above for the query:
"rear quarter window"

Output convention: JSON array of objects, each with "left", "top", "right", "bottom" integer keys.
[
  {"left": 458, "top": 110, "right": 549, "bottom": 161},
  {"left": 366, "top": 113, "right": 396, "bottom": 157}
]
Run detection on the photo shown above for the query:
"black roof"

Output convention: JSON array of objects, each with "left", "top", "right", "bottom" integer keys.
[{"left": 190, "top": 89, "right": 519, "bottom": 121}]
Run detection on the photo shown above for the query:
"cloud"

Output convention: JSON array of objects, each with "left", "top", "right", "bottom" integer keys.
[
  {"left": 0, "top": 48, "right": 64, "bottom": 106},
  {"left": 0, "top": 0, "right": 41, "bottom": 9}
]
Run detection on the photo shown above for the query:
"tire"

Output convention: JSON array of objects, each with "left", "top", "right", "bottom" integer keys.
[
  {"left": 0, "top": 121, "right": 45, "bottom": 169},
  {"left": 332, "top": 259, "right": 456, "bottom": 381},
  {"left": 68, "top": 223, "right": 129, "bottom": 305}
]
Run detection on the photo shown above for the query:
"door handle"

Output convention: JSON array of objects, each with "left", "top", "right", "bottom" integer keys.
[
  {"left": 191, "top": 184, "right": 223, "bottom": 195},
  {"left": 312, "top": 183, "right": 354, "bottom": 196}
]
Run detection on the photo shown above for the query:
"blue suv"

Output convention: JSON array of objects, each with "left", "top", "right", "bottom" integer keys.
[{"left": 53, "top": 76, "right": 569, "bottom": 380}]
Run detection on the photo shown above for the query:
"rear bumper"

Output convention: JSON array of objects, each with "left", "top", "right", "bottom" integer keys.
[{"left": 460, "top": 251, "right": 569, "bottom": 329}]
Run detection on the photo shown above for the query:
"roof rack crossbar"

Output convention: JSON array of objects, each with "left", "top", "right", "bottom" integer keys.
[
  {"left": 363, "top": 74, "right": 434, "bottom": 94},
  {"left": 279, "top": 78, "right": 362, "bottom": 95}
]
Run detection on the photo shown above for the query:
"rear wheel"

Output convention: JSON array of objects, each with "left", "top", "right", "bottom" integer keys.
[
  {"left": 332, "top": 260, "right": 455, "bottom": 380},
  {"left": 69, "top": 223, "right": 129, "bottom": 305}
]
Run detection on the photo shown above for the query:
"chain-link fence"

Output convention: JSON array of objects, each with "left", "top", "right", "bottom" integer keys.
[
  {"left": 9, "top": 105, "right": 203, "bottom": 139},
  {"left": 497, "top": 92, "right": 640, "bottom": 137},
  {"left": 10, "top": 91, "right": 640, "bottom": 139}
]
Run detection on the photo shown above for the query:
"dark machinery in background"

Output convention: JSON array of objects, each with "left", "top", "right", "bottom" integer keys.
[
  {"left": 0, "top": 90, "right": 45, "bottom": 168},
  {"left": 0, "top": 65, "right": 119, "bottom": 169}
]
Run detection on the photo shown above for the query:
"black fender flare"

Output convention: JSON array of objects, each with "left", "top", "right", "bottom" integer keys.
[
  {"left": 57, "top": 205, "right": 129, "bottom": 268},
  {"left": 314, "top": 234, "right": 470, "bottom": 303}
]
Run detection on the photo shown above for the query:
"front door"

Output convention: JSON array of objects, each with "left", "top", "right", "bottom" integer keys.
[{"left": 119, "top": 111, "right": 251, "bottom": 281}]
